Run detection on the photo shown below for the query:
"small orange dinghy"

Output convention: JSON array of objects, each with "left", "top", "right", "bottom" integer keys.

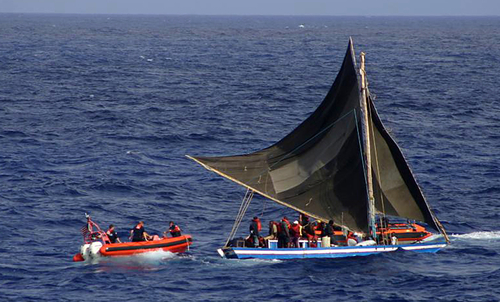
[
  {"left": 73, "top": 214, "right": 193, "bottom": 262},
  {"left": 99, "top": 235, "right": 193, "bottom": 257}
]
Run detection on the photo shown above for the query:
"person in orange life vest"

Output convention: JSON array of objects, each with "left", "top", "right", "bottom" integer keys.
[
  {"left": 346, "top": 231, "right": 358, "bottom": 246},
  {"left": 282, "top": 216, "right": 291, "bottom": 230},
  {"left": 277, "top": 216, "right": 291, "bottom": 248},
  {"left": 249, "top": 216, "right": 262, "bottom": 247},
  {"left": 316, "top": 221, "right": 325, "bottom": 236},
  {"left": 289, "top": 221, "right": 302, "bottom": 248},
  {"left": 130, "top": 221, "right": 151, "bottom": 242},
  {"left": 166, "top": 221, "right": 182, "bottom": 237},
  {"left": 304, "top": 221, "right": 318, "bottom": 247},
  {"left": 106, "top": 224, "right": 121, "bottom": 244}
]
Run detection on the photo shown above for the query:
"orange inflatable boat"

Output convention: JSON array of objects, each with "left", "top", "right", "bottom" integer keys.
[
  {"left": 99, "top": 235, "right": 193, "bottom": 257},
  {"left": 73, "top": 214, "right": 193, "bottom": 262}
]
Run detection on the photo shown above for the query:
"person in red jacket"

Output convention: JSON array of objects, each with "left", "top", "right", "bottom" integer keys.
[{"left": 289, "top": 221, "right": 302, "bottom": 248}]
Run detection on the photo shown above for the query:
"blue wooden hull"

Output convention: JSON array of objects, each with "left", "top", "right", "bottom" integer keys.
[{"left": 218, "top": 241, "right": 447, "bottom": 260}]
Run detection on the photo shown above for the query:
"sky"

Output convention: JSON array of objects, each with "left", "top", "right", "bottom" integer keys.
[{"left": 0, "top": 0, "right": 499, "bottom": 16}]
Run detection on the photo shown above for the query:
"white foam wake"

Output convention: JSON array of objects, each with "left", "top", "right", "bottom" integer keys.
[
  {"left": 133, "top": 250, "right": 176, "bottom": 261},
  {"left": 87, "top": 250, "right": 177, "bottom": 267},
  {"left": 451, "top": 231, "right": 500, "bottom": 240}
]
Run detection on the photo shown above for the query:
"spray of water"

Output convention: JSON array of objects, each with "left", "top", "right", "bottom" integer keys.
[{"left": 451, "top": 231, "right": 500, "bottom": 240}]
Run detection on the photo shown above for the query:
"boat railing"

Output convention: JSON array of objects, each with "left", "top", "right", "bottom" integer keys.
[{"left": 82, "top": 214, "right": 110, "bottom": 245}]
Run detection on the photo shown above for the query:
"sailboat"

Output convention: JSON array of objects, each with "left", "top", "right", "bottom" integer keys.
[{"left": 188, "top": 38, "right": 449, "bottom": 259}]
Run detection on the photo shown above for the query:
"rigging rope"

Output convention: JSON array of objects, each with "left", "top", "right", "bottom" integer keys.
[
  {"left": 224, "top": 188, "right": 254, "bottom": 247},
  {"left": 261, "top": 198, "right": 267, "bottom": 217}
]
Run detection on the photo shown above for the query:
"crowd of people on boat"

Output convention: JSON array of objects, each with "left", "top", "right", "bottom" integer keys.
[
  {"left": 101, "top": 220, "right": 183, "bottom": 244},
  {"left": 246, "top": 213, "right": 364, "bottom": 248}
]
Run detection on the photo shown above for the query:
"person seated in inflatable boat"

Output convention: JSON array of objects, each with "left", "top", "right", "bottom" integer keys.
[
  {"left": 130, "top": 221, "right": 152, "bottom": 242},
  {"left": 165, "top": 221, "right": 182, "bottom": 237},
  {"left": 106, "top": 224, "right": 121, "bottom": 243}
]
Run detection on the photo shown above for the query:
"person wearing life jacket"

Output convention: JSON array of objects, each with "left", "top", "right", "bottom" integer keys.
[
  {"left": 277, "top": 217, "right": 291, "bottom": 248},
  {"left": 249, "top": 216, "right": 261, "bottom": 248},
  {"left": 167, "top": 221, "right": 182, "bottom": 237},
  {"left": 289, "top": 220, "right": 302, "bottom": 248},
  {"left": 130, "top": 221, "right": 151, "bottom": 242},
  {"left": 346, "top": 231, "right": 358, "bottom": 246},
  {"left": 304, "top": 221, "right": 318, "bottom": 247},
  {"left": 283, "top": 216, "right": 291, "bottom": 230},
  {"left": 106, "top": 224, "right": 121, "bottom": 244},
  {"left": 316, "top": 221, "right": 326, "bottom": 237}
]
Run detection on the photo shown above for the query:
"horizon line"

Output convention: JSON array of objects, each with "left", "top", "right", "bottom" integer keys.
[{"left": 1, "top": 11, "right": 500, "bottom": 17}]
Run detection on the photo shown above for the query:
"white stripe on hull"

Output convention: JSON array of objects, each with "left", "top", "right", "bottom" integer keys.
[{"left": 227, "top": 243, "right": 446, "bottom": 258}]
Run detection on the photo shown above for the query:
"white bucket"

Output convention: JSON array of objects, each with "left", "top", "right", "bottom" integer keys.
[{"left": 321, "top": 236, "right": 331, "bottom": 248}]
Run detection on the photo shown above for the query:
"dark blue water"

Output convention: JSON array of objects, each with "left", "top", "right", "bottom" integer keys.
[{"left": 1, "top": 14, "right": 499, "bottom": 301}]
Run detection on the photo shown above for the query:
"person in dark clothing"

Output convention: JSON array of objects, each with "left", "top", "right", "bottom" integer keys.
[
  {"left": 317, "top": 221, "right": 326, "bottom": 236},
  {"left": 299, "top": 213, "right": 309, "bottom": 227},
  {"left": 304, "top": 222, "right": 318, "bottom": 247},
  {"left": 130, "top": 221, "right": 151, "bottom": 242},
  {"left": 249, "top": 217, "right": 260, "bottom": 247},
  {"left": 323, "top": 220, "right": 334, "bottom": 235},
  {"left": 278, "top": 217, "right": 291, "bottom": 248},
  {"left": 106, "top": 224, "right": 121, "bottom": 244},
  {"left": 166, "top": 221, "right": 182, "bottom": 237},
  {"left": 323, "top": 220, "right": 338, "bottom": 245},
  {"left": 264, "top": 221, "right": 278, "bottom": 241}
]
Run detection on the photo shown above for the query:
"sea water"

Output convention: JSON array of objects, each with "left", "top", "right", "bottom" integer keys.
[{"left": 0, "top": 14, "right": 499, "bottom": 301}]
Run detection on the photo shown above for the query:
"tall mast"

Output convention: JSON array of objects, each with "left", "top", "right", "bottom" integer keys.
[{"left": 360, "top": 52, "right": 377, "bottom": 240}]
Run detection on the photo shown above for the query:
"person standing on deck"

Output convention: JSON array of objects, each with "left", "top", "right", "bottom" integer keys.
[
  {"left": 299, "top": 213, "right": 309, "bottom": 227},
  {"left": 290, "top": 221, "right": 302, "bottom": 248},
  {"left": 249, "top": 216, "right": 261, "bottom": 247},
  {"left": 304, "top": 221, "right": 318, "bottom": 247},
  {"left": 323, "top": 220, "right": 338, "bottom": 246},
  {"left": 278, "top": 217, "right": 291, "bottom": 248}
]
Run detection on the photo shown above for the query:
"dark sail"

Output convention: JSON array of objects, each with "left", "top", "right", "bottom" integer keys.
[
  {"left": 188, "top": 39, "right": 444, "bottom": 235},
  {"left": 189, "top": 39, "right": 370, "bottom": 233},
  {"left": 367, "top": 95, "right": 440, "bottom": 231}
]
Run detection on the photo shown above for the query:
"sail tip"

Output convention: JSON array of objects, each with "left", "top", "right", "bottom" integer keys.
[
  {"left": 185, "top": 154, "right": 213, "bottom": 171},
  {"left": 186, "top": 154, "right": 202, "bottom": 164}
]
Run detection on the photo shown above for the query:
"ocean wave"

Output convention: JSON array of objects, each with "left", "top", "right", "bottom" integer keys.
[{"left": 451, "top": 231, "right": 500, "bottom": 240}]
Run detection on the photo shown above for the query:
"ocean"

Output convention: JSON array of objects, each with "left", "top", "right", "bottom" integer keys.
[{"left": 0, "top": 14, "right": 499, "bottom": 301}]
